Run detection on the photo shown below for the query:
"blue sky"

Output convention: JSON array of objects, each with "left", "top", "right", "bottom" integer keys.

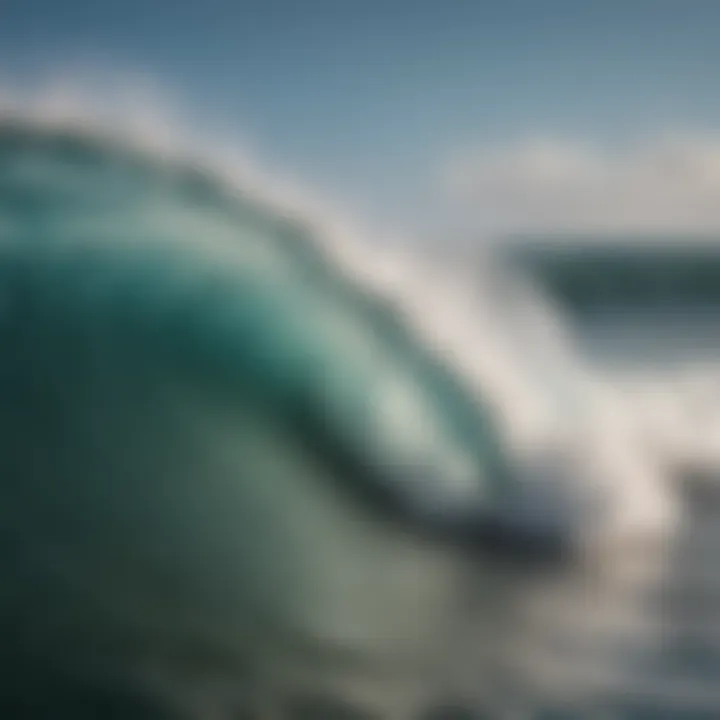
[{"left": 2, "top": 0, "right": 720, "bottom": 234}]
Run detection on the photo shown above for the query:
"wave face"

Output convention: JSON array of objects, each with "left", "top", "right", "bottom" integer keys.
[
  {"left": 0, "top": 120, "right": 700, "bottom": 716},
  {"left": 0, "top": 122, "right": 541, "bottom": 673},
  {"left": 0, "top": 123, "right": 510, "bottom": 508}
]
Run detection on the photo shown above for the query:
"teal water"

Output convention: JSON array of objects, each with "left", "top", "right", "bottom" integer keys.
[
  {"left": 0, "top": 123, "right": 531, "bottom": 716},
  {"left": 1, "top": 122, "right": 719, "bottom": 718}
]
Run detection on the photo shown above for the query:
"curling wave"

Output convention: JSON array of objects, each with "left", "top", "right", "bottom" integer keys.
[{"left": 0, "top": 119, "right": 679, "bottom": 675}]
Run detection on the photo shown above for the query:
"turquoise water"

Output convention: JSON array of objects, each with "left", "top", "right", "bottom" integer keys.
[
  {"left": 1, "top": 122, "right": 719, "bottom": 717},
  {"left": 0, "top": 122, "right": 532, "bottom": 716}
]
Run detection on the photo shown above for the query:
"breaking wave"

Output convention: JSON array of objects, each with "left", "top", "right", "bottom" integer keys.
[{"left": 0, "top": 111, "right": 686, "bottom": 686}]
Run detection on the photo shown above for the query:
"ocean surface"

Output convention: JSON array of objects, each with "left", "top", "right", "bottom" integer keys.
[{"left": 0, "top": 119, "right": 719, "bottom": 718}]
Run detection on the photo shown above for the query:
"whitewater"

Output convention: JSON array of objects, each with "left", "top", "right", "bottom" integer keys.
[{"left": 0, "top": 104, "right": 717, "bottom": 717}]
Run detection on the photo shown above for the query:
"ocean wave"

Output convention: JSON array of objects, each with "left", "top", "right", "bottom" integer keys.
[{"left": 0, "top": 112, "right": 683, "bottom": 674}]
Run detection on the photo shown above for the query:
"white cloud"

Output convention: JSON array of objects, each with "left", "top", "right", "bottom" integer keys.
[{"left": 446, "top": 134, "right": 720, "bottom": 236}]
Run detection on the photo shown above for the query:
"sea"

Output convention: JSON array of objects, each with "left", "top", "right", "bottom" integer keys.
[{"left": 0, "top": 115, "right": 719, "bottom": 718}]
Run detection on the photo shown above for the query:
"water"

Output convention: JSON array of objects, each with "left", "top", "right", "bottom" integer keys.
[{"left": 0, "top": 117, "right": 717, "bottom": 718}]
